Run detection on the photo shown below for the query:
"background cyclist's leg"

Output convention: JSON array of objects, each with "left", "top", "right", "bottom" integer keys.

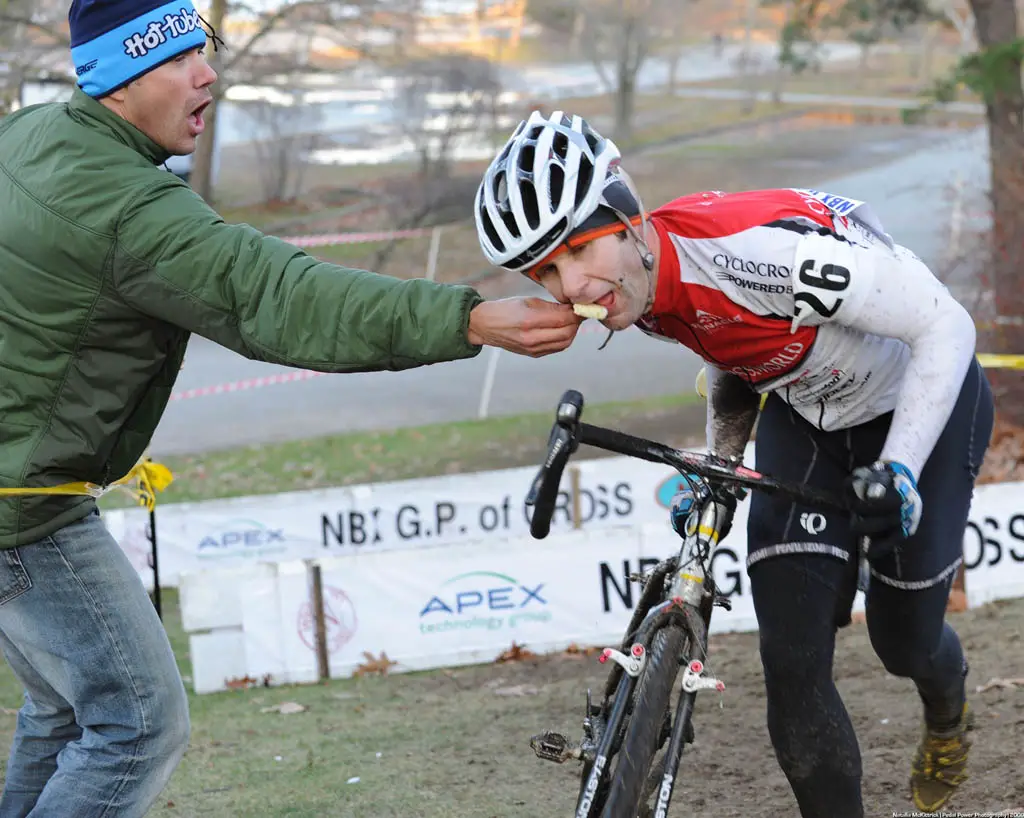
[
  {"left": 864, "top": 357, "right": 994, "bottom": 729},
  {"left": 747, "top": 394, "right": 863, "bottom": 818}
]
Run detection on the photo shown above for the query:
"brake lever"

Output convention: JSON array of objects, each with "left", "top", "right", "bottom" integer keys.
[{"left": 525, "top": 390, "right": 585, "bottom": 538}]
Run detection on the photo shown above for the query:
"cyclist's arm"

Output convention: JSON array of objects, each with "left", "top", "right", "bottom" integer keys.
[
  {"left": 112, "top": 178, "right": 483, "bottom": 372},
  {"left": 791, "top": 235, "right": 976, "bottom": 480},
  {"left": 704, "top": 365, "right": 761, "bottom": 460}
]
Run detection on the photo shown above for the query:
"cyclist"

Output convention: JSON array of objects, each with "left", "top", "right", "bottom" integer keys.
[
  {"left": 0, "top": 6, "right": 581, "bottom": 815},
  {"left": 473, "top": 110, "right": 994, "bottom": 816}
]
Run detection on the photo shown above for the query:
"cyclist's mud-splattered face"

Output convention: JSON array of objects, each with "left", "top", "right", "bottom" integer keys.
[
  {"left": 102, "top": 47, "right": 217, "bottom": 156},
  {"left": 533, "top": 230, "right": 659, "bottom": 331}
]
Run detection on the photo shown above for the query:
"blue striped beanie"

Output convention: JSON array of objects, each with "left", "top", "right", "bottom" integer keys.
[{"left": 70, "top": 0, "right": 209, "bottom": 98}]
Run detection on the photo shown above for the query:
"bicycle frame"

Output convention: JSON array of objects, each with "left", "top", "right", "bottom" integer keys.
[
  {"left": 525, "top": 389, "right": 853, "bottom": 818},
  {"left": 570, "top": 494, "right": 733, "bottom": 818}
]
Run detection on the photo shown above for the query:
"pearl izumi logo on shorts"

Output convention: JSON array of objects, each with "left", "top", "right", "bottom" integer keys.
[
  {"left": 123, "top": 8, "right": 201, "bottom": 59},
  {"left": 800, "top": 512, "right": 827, "bottom": 535}
]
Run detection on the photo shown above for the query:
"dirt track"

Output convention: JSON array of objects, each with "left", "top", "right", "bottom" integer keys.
[{"left": 446, "top": 595, "right": 1024, "bottom": 817}]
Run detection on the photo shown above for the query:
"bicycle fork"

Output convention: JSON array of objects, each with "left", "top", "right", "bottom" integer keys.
[{"left": 647, "top": 499, "right": 734, "bottom": 818}]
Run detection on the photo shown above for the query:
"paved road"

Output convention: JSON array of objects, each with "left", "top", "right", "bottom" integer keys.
[{"left": 147, "top": 126, "right": 990, "bottom": 457}]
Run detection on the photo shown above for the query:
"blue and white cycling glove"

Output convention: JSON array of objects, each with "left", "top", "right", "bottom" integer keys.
[
  {"left": 847, "top": 460, "right": 922, "bottom": 559},
  {"left": 669, "top": 475, "right": 713, "bottom": 538},
  {"left": 669, "top": 473, "right": 743, "bottom": 542}
]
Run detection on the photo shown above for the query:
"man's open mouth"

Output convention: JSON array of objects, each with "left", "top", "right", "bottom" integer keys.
[{"left": 188, "top": 100, "right": 211, "bottom": 133}]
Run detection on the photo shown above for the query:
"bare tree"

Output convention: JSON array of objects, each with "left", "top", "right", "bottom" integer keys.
[
  {"left": 394, "top": 54, "right": 503, "bottom": 182},
  {"left": 964, "top": 0, "right": 1024, "bottom": 423},
  {"left": 235, "top": 92, "right": 325, "bottom": 204},
  {"left": 824, "top": 0, "right": 940, "bottom": 80},
  {"left": 365, "top": 52, "right": 505, "bottom": 266},
  {"left": 930, "top": 0, "right": 978, "bottom": 51},
  {"left": 0, "top": 0, "right": 70, "bottom": 115},
  {"left": 655, "top": 0, "right": 694, "bottom": 94},
  {"left": 582, "top": 0, "right": 654, "bottom": 141},
  {"left": 189, "top": 0, "right": 404, "bottom": 203},
  {"left": 527, "top": 0, "right": 669, "bottom": 141}
]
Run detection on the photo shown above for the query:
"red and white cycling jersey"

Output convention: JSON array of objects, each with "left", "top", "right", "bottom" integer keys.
[{"left": 635, "top": 187, "right": 976, "bottom": 476}]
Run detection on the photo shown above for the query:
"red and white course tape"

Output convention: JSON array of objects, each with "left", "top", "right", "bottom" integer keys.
[
  {"left": 170, "top": 369, "right": 329, "bottom": 402},
  {"left": 169, "top": 322, "right": 616, "bottom": 402},
  {"left": 281, "top": 228, "right": 434, "bottom": 248}
]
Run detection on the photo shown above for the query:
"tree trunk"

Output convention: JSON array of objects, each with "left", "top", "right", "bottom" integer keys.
[
  {"left": 615, "top": 72, "right": 635, "bottom": 141},
  {"left": 968, "top": 0, "right": 1024, "bottom": 425},
  {"left": 189, "top": 0, "right": 227, "bottom": 203},
  {"left": 569, "top": 6, "right": 585, "bottom": 56},
  {"left": 612, "top": 13, "right": 641, "bottom": 142},
  {"left": 667, "top": 47, "right": 681, "bottom": 94},
  {"left": 857, "top": 42, "right": 870, "bottom": 86}
]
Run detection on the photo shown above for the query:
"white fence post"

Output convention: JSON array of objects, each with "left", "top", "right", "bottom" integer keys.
[
  {"left": 425, "top": 225, "right": 443, "bottom": 282},
  {"left": 477, "top": 346, "right": 502, "bottom": 419}
]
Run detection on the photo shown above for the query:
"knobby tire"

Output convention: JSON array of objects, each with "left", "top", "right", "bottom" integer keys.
[{"left": 599, "top": 624, "right": 688, "bottom": 818}]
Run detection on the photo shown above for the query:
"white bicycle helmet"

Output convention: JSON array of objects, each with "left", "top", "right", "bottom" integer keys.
[{"left": 474, "top": 110, "right": 641, "bottom": 275}]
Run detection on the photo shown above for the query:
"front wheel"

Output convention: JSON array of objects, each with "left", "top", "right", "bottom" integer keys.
[{"left": 599, "top": 625, "right": 689, "bottom": 818}]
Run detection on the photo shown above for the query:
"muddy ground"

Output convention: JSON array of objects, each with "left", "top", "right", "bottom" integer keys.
[{"left": 422, "top": 595, "right": 1024, "bottom": 817}]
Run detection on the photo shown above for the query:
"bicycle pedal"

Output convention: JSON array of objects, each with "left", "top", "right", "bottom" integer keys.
[
  {"left": 529, "top": 731, "right": 583, "bottom": 764},
  {"left": 713, "top": 592, "right": 732, "bottom": 611}
]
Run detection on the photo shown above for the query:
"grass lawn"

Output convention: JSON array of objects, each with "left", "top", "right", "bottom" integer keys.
[
  {"left": 683, "top": 47, "right": 975, "bottom": 104},
  {"left": 99, "top": 392, "right": 707, "bottom": 509},
  {"left": 1, "top": 589, "right": 1020, "bottom": 817}
]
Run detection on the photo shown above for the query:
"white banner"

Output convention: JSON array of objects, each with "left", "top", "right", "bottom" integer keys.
[
  {"left": 108, "top": 449, "right": 1024, "bottom": 607},
  {"left": 961, "top": 481, "right": 1024, "bottom": 607},
  {"left": 188, "top": 523, "right": 767, "bottom": 693},
  {"left": 182, "top": 475, "right": 1024, "bottom": 693}
]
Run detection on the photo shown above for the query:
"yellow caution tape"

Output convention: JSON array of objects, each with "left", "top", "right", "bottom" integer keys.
[
  {"left": 0, "top": 457, "right": 174, "bottom": 512},
  {"left": 976, "top": 353, "right": 1024, "bottom": 370},
  {"left": 695, "top": 353, "right": 1024, "bottom": 406}
]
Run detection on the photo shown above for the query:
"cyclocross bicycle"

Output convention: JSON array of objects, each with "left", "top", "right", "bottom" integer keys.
[{"left": 523, "top": 389, "right": 855, "bottom": 818}]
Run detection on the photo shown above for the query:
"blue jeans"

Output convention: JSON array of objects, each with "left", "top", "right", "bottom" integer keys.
[{"left": 0, "top": 511, "right": 189, "bottom": 817}]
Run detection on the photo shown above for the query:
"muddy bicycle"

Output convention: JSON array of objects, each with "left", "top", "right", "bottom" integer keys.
[{"left": 523, "top": 389, "right": 856, "bottom": 818}]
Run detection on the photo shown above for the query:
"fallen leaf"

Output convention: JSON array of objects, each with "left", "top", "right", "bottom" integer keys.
[
  {"left": 975, "top": 676, "right": 1024, "bottom": 694},
  {"left": 224, "top": 675, "right": 260, "bottom": 690},
  {"left": 353, "top": 651, "right": 399, "bottom": 677},
  {"left": 260, "top": 701, "right": 308, "bottom": 715},
  {"left": 564, "top": 643, "right": 601, "bottom": 657},
  {"left": 496, "top": 642, "right": 536, "bottom": 663}
]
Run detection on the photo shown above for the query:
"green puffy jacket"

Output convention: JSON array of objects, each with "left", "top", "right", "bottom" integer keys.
[{"left": 0, "top": 88, "right": 484, "bottom": 548}]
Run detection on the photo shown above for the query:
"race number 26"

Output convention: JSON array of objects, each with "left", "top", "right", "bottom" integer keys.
[{"left": 794, "top": 259, "right": 850, "bottom": 318}]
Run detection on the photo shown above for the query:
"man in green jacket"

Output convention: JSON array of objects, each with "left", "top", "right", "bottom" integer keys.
[{"left": 0, "top": 1, "right": 582, "bottom": 814}]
